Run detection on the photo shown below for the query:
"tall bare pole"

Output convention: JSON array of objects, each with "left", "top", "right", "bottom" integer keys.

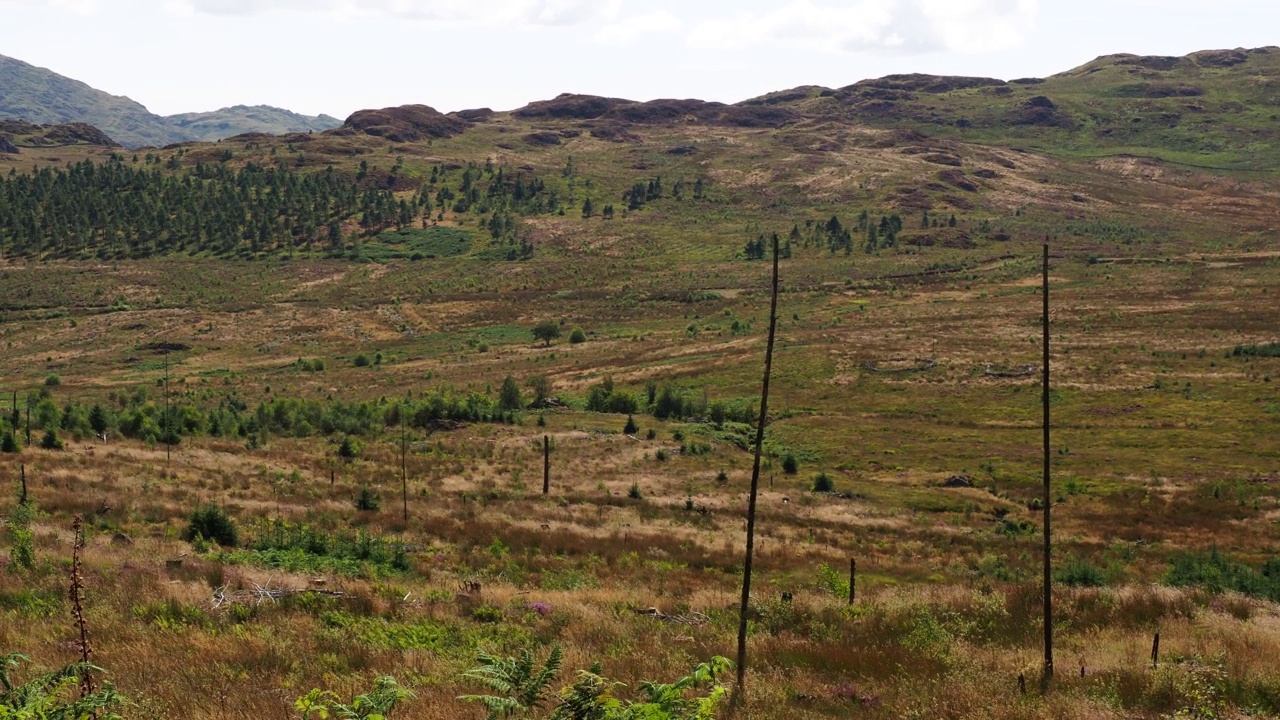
[
  {"left": 1042, "top": 242, "right": 1054, "bottom": 689},
  {"left": 735, "top": 233, "right": 782, "bottom": 697},
  {"left": 401, "top": 402, "right": 408, "bottom": 523},
  {"left": 164, "top": 351, "right": 171, "bottom": 473}
]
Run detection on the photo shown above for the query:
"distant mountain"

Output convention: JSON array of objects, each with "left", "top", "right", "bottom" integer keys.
[
  {"left": 166, "top": 105, "right": 341, "bottom": 142},
  {"left": 0, "top": 54, "right": 186, "bottom": 147},
  {"left": 0, "top": 54, "right": 339, "bottom": 148}
]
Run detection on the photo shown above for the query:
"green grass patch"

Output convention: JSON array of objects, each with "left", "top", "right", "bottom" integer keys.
[
  {"left": 1166, "top": 550, "right": 1280, "bottom": 601},
  {"left": 367, "top": 226, "right": 474, "bottom": 261}
]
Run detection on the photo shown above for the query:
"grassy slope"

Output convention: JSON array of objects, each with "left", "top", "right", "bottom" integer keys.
[{"left": 772, "top": 47, "right": 1280, "bottom": 171}]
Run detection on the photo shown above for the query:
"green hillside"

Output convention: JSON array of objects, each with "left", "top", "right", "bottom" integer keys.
[
  {"left": 760, "top": 46, "right": 1280, "bottom": 170},
  {"left": 0, "top": 54, "right": 186, "bottom": 147},
  {"left": 0, "top": 54, "right": 339, "bottom": 147}
]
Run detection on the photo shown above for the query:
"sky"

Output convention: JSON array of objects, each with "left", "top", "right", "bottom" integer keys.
[{"left": 2, "top": 0, "right": 1278, "bottom": 119}]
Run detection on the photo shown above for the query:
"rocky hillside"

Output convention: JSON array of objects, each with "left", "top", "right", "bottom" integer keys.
[
  {"left": 0, "top": 55, "right": 339, "bottom": 147},
  {"left": 0, "top": 118, "right": 118, "bottom": 153},
  {"left": 0, "top": 54, "right": 185, "bottom": 147},
  {"left": 747, "top": 47, "right": 1280, "bottom": 170}
]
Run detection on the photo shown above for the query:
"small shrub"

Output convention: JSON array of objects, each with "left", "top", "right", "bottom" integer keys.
[
  {"left": 353, "top": 354, "right": 372, "bottom": 367},
  {"left": 623, "top": 415, "right": 639, "bottom": 435},
  {"left": 355, "top": 487, "right": 381, "bottom": 512},
  {"left": 337, "top": 436, "right": 359, "bottom": 460},
  {"left": 44, "top": 373, "right": 61, "bottom": 386},
  {"left": 716, "top": 470, "right": 729, "bottom": 484},
  {"left": 569, "top": 327, "right": 587, "bottom": 344},
  {"left": 5, "top": 502, "right": 35, "bottom": 570},
  {"left": 185, "top": 505, "right": 239, "bottom": 548},
  {"left": 628, "top": 483, "right": 643, "bottom": 500},
  {"left": 1, "top": 432, "right": 19, "bottom": 453},
  {"left": 782, "top": 453, "right": 799, "bottom": 474},
  {"left": 472, "top": 604, "right": 504, "bottom": 623},
  {"left": 39, "top": 430, "right": 63, "bottom": 451},
  {"left": 811, "top": 472, "right": 834, "bottom": 493},
  {"left": 655, "top": 449, "right": 668, "bottom": 462},
  {"left": 646, "top": 428, "right": 656, "bottom": 440},
  {"left": 1055, "top": 555, "right": 1105, "bottom": 587}
]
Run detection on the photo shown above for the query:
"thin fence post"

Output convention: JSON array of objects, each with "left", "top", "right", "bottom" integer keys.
[
  {"left": 1151, "top": 633, "right": 1160, "bottom": 668},
  {"left": 848, "top": 558, "right": 857, "bottom": 605},
  {"left": 543, "top": 435, "right": 550, "bottom": 495},
  {"left": 20, "top": 464, "right": 27, "bottom": 505},
  {"left": 401, "top": 405, "right": 408, "bottom": 524}
]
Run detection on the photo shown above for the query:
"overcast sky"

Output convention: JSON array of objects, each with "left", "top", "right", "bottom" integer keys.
[{"left": 3, "top": 0, "right": 1277, "bottom": 118}]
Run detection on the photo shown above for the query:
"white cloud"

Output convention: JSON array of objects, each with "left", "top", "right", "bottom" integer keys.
[
  {"left": 593, "top": 9, "right": 682, "bottom": 46},
  {"left": 167, "top": 0, "right": 622, "bottom": 25},
  {"left": 0, "top": 0, "right": 98, "bottom": 12},
  {"left": 687, "top": 0, "right": 1037, "bottom": 55}
]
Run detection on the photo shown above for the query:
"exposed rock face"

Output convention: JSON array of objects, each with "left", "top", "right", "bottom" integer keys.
[
  {"left": 0, "top": 119, "right": 117, "bottom": 147},
  {"left": 1011, "top": 96, "right": 1073, "bottom": 128},
  {"left": 339, "top": 105, "right": 469, "bottom": 142},
  {"left": 523, "top": 131, "right": 561, "bottom": 146},
  {"left": 1113, "top": 55, "right": 1185, "bottom": 71},
  {"left": 1191, "top": 49, "right": 1249, "bottom": 68},
  {"left": 0, "top": 134, "right": 17, "bottom": 153},
  {"left": 451, "top": 108, "right": 494, "bottom": 122},
  {"left": 848, "top": 74, "right": 1007, "bottom": 94},
  {"left": 512, "top": 94, "right": 800, "bottom": 129},
  {"left": 514, "top": 94, "right": 632, "bottom": 120}
]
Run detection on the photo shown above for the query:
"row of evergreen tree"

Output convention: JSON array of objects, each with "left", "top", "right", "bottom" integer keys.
[
  {"left": 0, "top": 385, "right": 522, "bottom": 451},
  {"left": 0, "top": 154, "right": 716, "bottom": 260},
  {"left": 0, "top": 159, "right": 401, "bottom": 259}
]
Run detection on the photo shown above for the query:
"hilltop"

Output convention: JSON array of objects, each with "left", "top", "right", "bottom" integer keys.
[{"left": 0, "top": 54, "right": 340, "bottom": 147}]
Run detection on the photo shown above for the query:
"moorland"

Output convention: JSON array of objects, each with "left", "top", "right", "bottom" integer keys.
[{"left": 1, "top": 46, "right": 1280, "bottom": 719}]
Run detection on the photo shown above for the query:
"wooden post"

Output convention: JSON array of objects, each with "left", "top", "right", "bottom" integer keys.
[
  {"left": 164, "top": 351, "right": 171, "bottom": 473},
  {"left": 1018, "top": 673, "right": 1027, "bottom": 696},
  {"left": 1151, "top": 633, "right": 1160, "bottom": 668},
  {"left": 19, "top": 464, "right": 26, "bottom": 505},
  {"left": 401, "top": 404, "right": 408, "bottom": 524},
  {"left": 848, "top": 558, "right": 857, "bottom": 605},
  {"left": 1041, "top": 242, "right": 1054, "bottom": 690},
  {"left": 330, "top": 467, "right": 335, "bottom": 486},
  {"left": 25, "top": 402, "right": 31, "bottom": 445},
  {"left": 735, "top": 233, "right": 782, "bottom": 698},
  {"left": 543, "top": 435, "right": 550, "bottom": 495}
]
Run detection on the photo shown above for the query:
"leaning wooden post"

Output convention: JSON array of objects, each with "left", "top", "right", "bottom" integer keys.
[
  {"left": 1041, "top": 241, "right": 1054, "bottom": 690},
  {"left": 1151, "top": 632, "right": 1160, "bottom": 668},
  {"left": 848, "top": 558, "right": 857, "bottom": 605},
  {"left": 19, "top": 464, "right": 27, "bottom": 505},
  {"left": 735, "top": 232, "right": 782, "bottom": 699},
  {"left": 543, "top": 435, "right": 550, "bottom": 495}
]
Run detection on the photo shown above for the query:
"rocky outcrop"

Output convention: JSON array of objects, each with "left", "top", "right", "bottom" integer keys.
[{"left": 339, "top": 105, "right": 469, "bottom": 142}]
